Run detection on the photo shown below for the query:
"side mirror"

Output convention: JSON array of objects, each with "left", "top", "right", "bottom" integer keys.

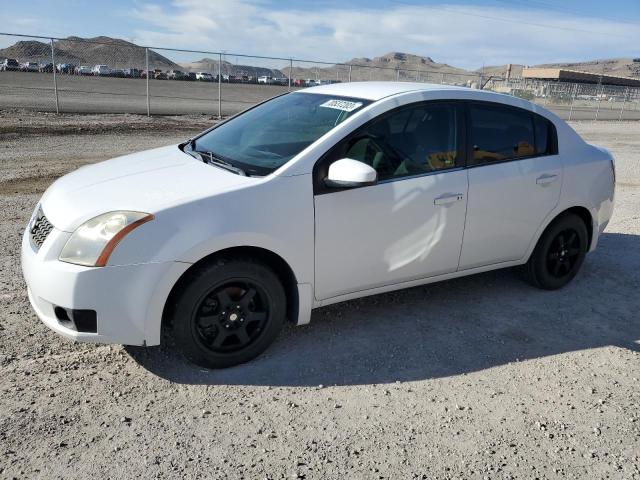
[{"left": 325, "top": 158, "right": 377, "bottom": 188}]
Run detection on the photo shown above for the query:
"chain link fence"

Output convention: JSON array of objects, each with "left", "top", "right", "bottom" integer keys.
[{"left": 1, "top": 32, "right": 639, "bottom": 120}]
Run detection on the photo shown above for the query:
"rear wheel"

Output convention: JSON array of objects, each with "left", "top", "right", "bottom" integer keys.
[
  {"left": 526, "top": 213, "right": 588, "bottom": 290},
  {"left": 172, "top": 258, "right": 286, "bottom": 368}
]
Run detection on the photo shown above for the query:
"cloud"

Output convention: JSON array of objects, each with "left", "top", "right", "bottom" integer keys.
[{"left": 130, "top": 0, "right": 640, "bottom": 69}]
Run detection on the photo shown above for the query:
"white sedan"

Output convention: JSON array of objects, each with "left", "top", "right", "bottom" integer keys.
[
  {"left": 195, "top": 72, "right": 214, "bottom": 81},
  {"left": 22, "top": 82, "right": 615, "bottom": 368},
  {"left": 92, "top": 65, "right": 110, "bottom": 76}
]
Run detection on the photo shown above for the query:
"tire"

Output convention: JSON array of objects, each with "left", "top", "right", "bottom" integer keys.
[
  {"left": 525, "top": 213, "right": 589, "bottom": 290},
  {"left": 172, "top": 257, "right": 286, "bottom": 368}
]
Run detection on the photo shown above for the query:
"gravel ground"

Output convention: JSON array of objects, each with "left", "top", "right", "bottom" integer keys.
[{"left": 0, "top": 113, "right": 639, "bottom": 479}]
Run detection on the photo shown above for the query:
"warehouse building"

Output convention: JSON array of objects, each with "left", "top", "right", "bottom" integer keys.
[{"left": 521, "top": 68, "right": 640, "bottom": 88}]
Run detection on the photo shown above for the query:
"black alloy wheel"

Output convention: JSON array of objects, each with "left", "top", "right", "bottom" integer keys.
[
  {"left": 545, "top": 228, "right": 582, "bottom": 279},
  {"left": 526, "top": 212, "right": 588, "bottom": 290},
  {"left": 193, "top": 281, "right": 269, "bottom": 353},
  {"left": 172, "top": 258, "right": 286, "bottom": 368}
]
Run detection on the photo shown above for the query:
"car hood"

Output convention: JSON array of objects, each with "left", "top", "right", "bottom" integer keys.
[{"left": 41, "top": 144, "right": 256, "bottom": 231}]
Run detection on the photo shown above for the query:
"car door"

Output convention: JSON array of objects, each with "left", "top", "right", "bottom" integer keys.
[
  {"left": 458, "top": 102, "right": 562, "bottom": 270},
  {"left": 313, "top": 101, "right": 469, "bottom": 300}
]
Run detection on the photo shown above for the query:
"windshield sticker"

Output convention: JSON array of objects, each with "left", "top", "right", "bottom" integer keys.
[{"left": 319, "top": 99, "right": 363, "bottom": 112}]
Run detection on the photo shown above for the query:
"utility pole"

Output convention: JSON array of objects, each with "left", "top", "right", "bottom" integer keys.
[
  {"left": 50, "top": 39, "right": 59, "bottom": 114},
  {"left": 145, "top": 48, "right": 150, "bottom": 116},
  {"left": 218, "top": 52, "right": 222, "bottom": 119}
]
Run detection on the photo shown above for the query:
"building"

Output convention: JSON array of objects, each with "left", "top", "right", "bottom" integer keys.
[{"left": 521, "top": 68, "right": 640, "bottom": 88}]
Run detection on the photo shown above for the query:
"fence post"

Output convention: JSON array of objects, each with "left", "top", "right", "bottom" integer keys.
[
  {"left": 619, "top": 87, "right": 629, "bottom": 121},
  {"left": 416, "top": 70, "right": 420, "bottom": 82},
  {"left": 594, "top": 83, "right": 604, "bottom": 121},
  {"left": 288, "top": 58, "right": 292, "bottom": 91},
  {"left": 348, "top": 64, "right": 352, "bottom": 82},
  {"left": 145, "top": 48, "right": 150, "bottom": 117},
  {"left": 218, "top": 53, "right": 222, "bottom": 119},
  {"left": 50, "top": 39, "right": 59, "bottom": 114},
  {"left": 568, "top": 83, "right": 577, "bottom": 121},
  {"left": 440, "top": 73, "right": 444, "bottom": 84},
  {"left": 396, "top": 69, "right": 400, "bottom": 81}
]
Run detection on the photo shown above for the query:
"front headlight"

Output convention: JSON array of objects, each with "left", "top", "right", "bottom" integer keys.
[{"left": 59, "top": 211, "right": 154, "bottom": 267}]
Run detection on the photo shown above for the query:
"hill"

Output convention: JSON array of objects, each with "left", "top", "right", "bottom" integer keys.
[
  {"left": 0, "top": 36, "right": 180, "bottom": 69},
  {"left": 180, "top": 57, "right": 285, "bottom": 77},
  {"left": 283, "top": 52, "right": 475, "bottom": 84},
  {"left": 2, "top": 36, "right": 639, "bottom": 82}
]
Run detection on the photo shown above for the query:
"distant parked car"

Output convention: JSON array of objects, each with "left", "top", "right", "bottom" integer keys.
[
  {"left": 167, "top": 69, "right": 184, "bottom": 80},
  {"left": 152, "top": 69, "right": 167, "bottom": 80},
  {"left": 195, "top": 72, "right": 214, "bottom": 81},
  {"left": 305, "top": 79, "right": 320, "bottom": 87},
  {"left": 39, "top": 63, "right": 54, "bottom": 73},
  {"left": 1, "top": 58, "right": 20, "bottom": 71},
  {"left": 183, "top": 72, "right": 196, "bottom": 81},
  {"left": 56, "top": 63, "right": 75, "bottom": 74},
  {"left": 257, "top": 75, "right": 273, "bottom": 85},
  {"left": 76, "top": 65, "right": 92, "bottom": 75},
  {"left": 123, "top": 68, "right": 141, "bottom": 78},
  {"left": 20, "top": 62, "right": 39, "bottom": 72},
  {"left": 92, "top": 65, "right": 111, "bottom": 76},
  {"left": 110, "top": 69, "right": 126, "bottom": 78}
]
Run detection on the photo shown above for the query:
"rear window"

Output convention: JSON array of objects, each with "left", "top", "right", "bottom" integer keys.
[
  {"left": 469, "top": 103, "right": 557, "bottom": 165},
  {"left": 470, "top": 104, "right": 535, "bottom": 164}
]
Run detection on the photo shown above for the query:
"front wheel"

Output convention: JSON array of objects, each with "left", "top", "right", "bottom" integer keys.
[
  {"left": 525, "top": 213, "right": 589, "bottom": 290},
  {"left": 172, "top": 258, "right": 286, "bottom": 368}
]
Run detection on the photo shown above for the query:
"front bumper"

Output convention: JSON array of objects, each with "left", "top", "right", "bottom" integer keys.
[{"left": 21, "top": 224, "right": 188, "bottom": 345}]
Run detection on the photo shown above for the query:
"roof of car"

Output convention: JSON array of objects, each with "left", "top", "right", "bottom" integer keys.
[{"left": 301, "top": 81, "right": 470, "bottom": 101}]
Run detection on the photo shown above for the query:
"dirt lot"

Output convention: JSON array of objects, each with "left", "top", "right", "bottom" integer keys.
[
  {"left": 0, "top": 112, "right": 639, "bottom": 479},
  {"left": 0, "top": 71, "right": 290, "bottom": 116}
]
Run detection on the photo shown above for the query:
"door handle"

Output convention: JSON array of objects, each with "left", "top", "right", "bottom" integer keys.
[
  {"left": 434, "top": 193, "right": 464, "bottom": 206},
  {"left": 536, "top": 174, "right": 558, "bottom": 186}
]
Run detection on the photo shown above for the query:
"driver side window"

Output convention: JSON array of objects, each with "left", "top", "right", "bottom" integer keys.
[{"left": 342, "top": 102, "right": 462, "bottom": 182}]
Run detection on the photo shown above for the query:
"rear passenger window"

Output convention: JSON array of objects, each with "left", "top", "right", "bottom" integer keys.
[
  {"left": 470, "top": 104, "right": 535, "bottom": 165},
  {"left": 534, "top": 115, "right": 556, "bottom": 155}
]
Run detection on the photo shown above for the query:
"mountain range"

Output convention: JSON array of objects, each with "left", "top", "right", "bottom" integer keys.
[{"left": 1, "top": 36, "right": 639, "bottom": 80}]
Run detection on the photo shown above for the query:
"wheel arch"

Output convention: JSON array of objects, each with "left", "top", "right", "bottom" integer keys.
[
  {"left": 529, "top": 205, "right": 595, "bottom": 262},
  {"left": 563, "top": 206, "right": 594, "bottom": 248},
  {"left": 161, "top": 246, "right": 300, "bottom": 338}
]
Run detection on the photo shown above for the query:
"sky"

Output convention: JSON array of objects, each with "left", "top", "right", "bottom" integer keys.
[{"left": 2, "top": 0, "right": 640, "bottom": 69}]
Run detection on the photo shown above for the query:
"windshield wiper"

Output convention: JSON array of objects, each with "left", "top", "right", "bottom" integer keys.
[{"left": 195, "top": 150, "right": 247, "bottom": 176}]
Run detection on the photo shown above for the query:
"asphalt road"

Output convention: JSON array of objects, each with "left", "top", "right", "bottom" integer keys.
[{"left": 1, "top": 70, "right": 640, "bottom": 120}]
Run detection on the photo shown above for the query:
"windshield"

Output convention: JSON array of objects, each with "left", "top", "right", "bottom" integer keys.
[{"left": 191, "top": 92, "right": 371, "bottom": 175}]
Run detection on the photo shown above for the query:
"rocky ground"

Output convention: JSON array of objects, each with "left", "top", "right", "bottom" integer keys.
[{"left": 0, "top": 112, "right": 638, "bottom": 479}]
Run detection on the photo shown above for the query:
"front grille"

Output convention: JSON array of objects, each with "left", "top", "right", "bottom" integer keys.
[{"left": 30, "top": 207, "right": 53, "bottom": 250}]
